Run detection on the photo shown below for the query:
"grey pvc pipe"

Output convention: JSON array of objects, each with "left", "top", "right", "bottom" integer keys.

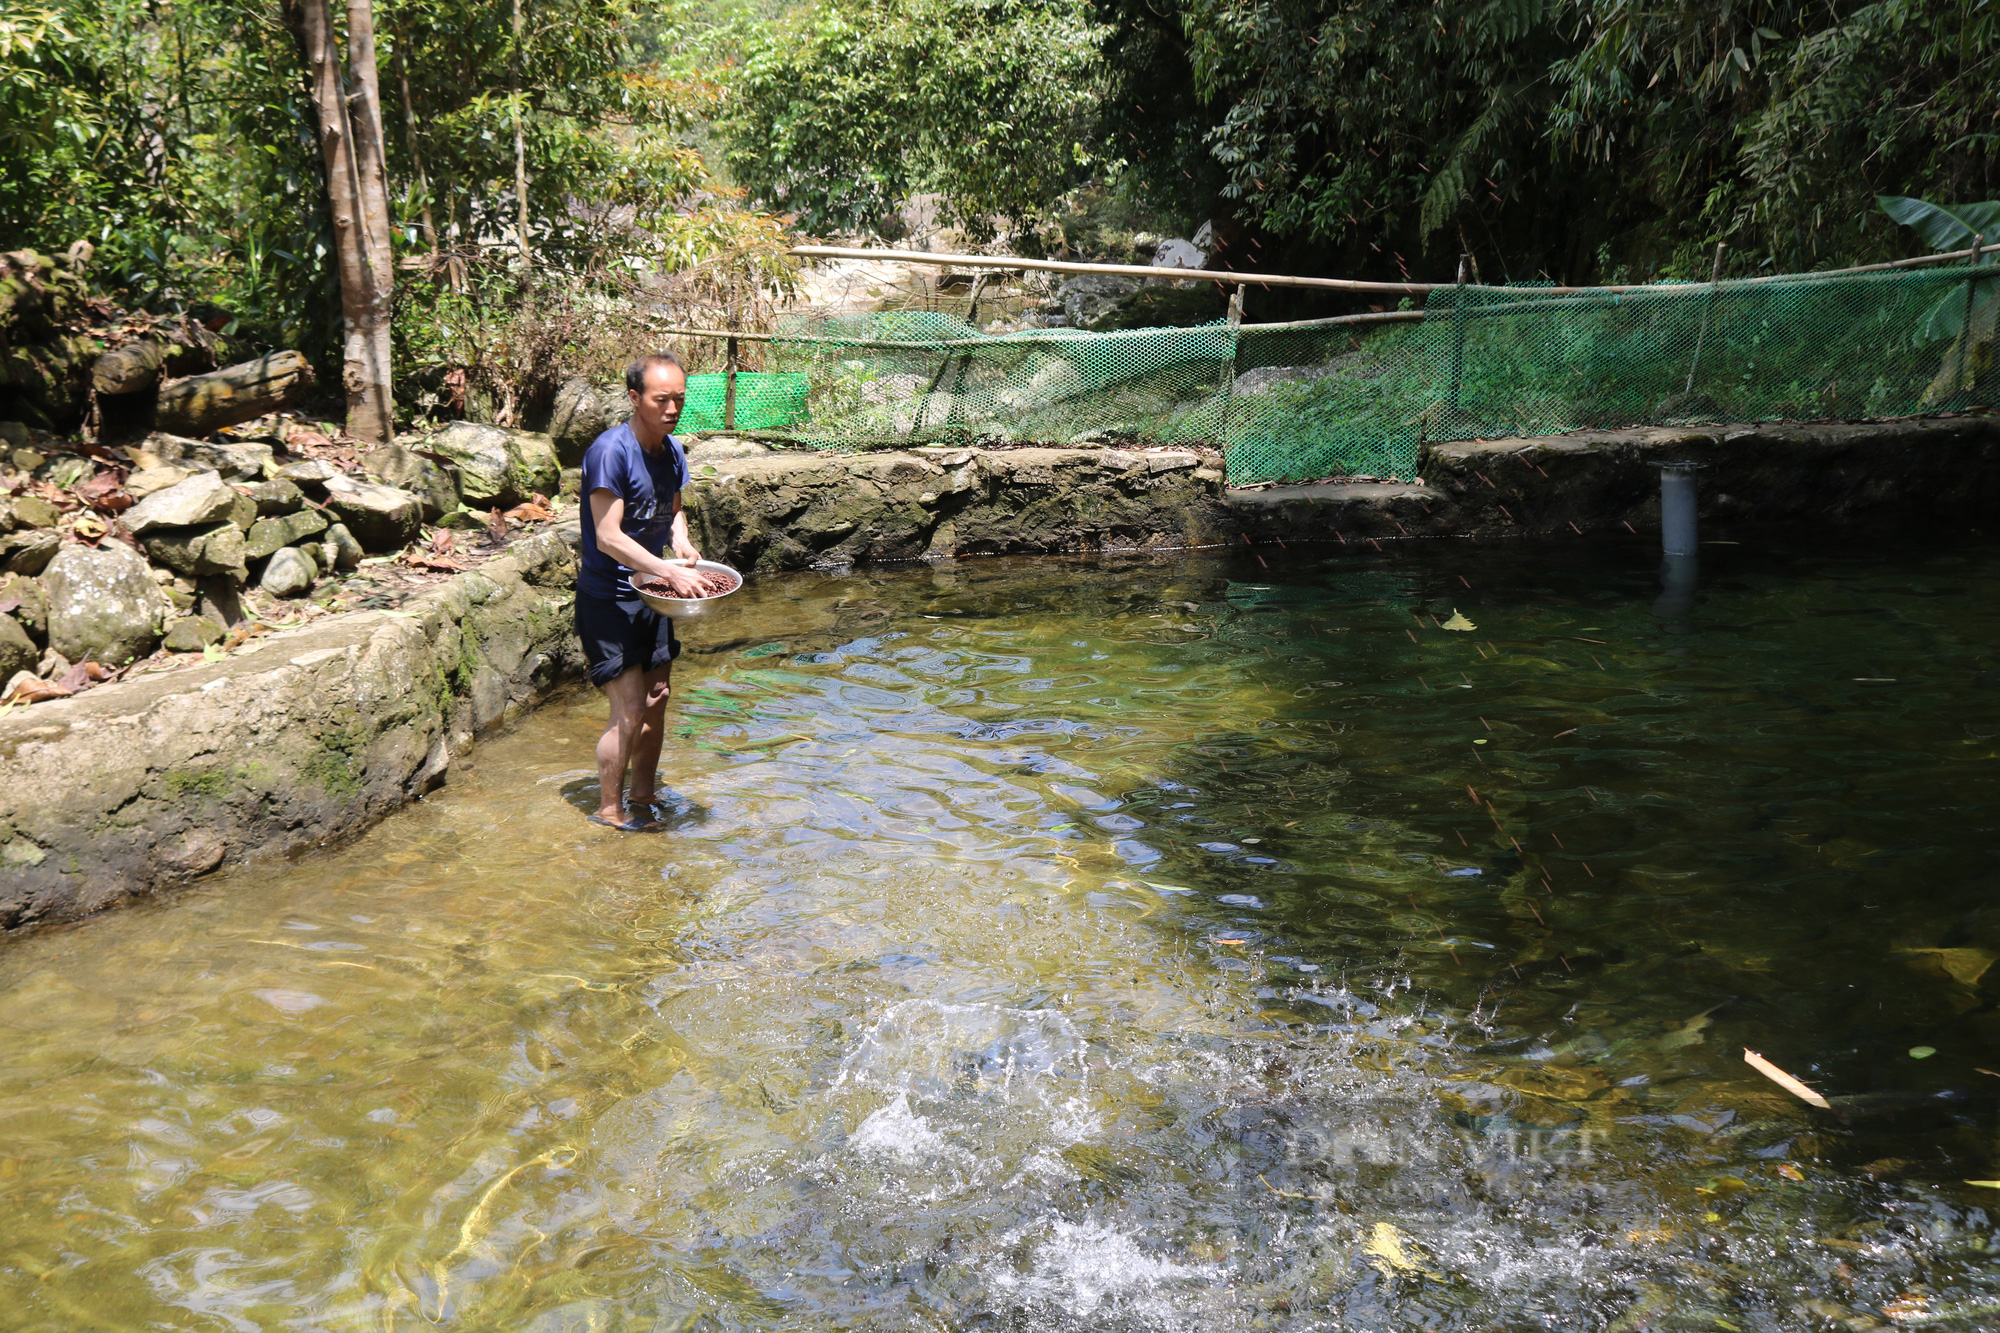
[
  {"left": 1654, "top": 551, "right": 1699, "bottom": 623},
  {"left": 1659, "top": 462, "right": 1700, "bottom": 558}
]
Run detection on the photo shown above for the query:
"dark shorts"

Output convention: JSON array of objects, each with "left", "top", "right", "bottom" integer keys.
[{"left": 575, "top": 588, "right": 680, "bottom": 687}]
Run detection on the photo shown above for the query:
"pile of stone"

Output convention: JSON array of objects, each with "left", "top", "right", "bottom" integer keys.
[{"left": 0, "top": 416, "right": 569, "bottom": 700}]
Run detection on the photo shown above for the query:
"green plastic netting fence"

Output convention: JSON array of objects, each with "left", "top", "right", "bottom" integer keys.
[
  {"left": 678, "top": 371, "right": 812, "bottom": 432},
  {"left": 692, "top": 262, "right": 1999, "bottom": 483}
]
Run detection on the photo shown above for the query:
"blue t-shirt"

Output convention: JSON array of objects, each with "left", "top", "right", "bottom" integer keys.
[{"left": 577, "top": 422, "right": 687, "bottom": 598}]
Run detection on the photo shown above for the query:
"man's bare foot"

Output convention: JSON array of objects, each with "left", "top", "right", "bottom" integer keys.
[{"left": 596, "top": 802, "right": 628, "bottom": 824}]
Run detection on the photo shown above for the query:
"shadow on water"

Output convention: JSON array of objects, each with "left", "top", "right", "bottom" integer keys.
[{"left": 1, "top": 534, "right": 1998, "bottom": 1330}]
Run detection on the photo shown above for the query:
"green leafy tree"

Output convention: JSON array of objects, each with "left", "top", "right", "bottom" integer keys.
[
  {"left": 725, "top": 0, "right": 1105, "bottom": 236},
  {"left": 1, "top": 0, "right": 783, "bottom": 407},
  {"left": 1089, "top": 0, "right": 2000, "bottom": 283}
]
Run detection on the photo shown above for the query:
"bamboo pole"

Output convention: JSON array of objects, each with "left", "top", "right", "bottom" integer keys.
[
  {"left": 790, "top": 245, "right": 1435, "bottom": 294},
  {"left": 647, "top": 309, "right": 1421, "bottom": 348},
  {"left": 1448, "top": 254, "right": 1469, "bottom": 411},
  {"left": 1236, "top": 310, "right": 1426, "bottom": 332},
  {"left": 642, "top": 323, "right": 1236, "bottom": 350},
  {"left": 788, "top": 243, "right": 1995, "bottom": 298},
  {"left": 723, "top": 334, "right": 739, "bottom": 430},
  {"left": 1683, "top": 242, "right": 1727, "bottom": 395}
]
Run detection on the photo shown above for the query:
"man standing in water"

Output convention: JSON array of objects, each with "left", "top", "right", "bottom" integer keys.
[{"left": 576, "top": 352, "right": 723, "bottom": 829}]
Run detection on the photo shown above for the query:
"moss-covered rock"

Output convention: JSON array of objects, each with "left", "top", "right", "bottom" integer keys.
[
  {"left": 425, "top": 421, "right": 560, "bottom": 508},
  {"left": 41, "top": 542, "right": 167, "bottom": 664},
  {"left": 145, "top": 522, "right": 247, "bottom": 579},
  {"left": 245, "top": 508, "right": 328, "bottom": 560}
]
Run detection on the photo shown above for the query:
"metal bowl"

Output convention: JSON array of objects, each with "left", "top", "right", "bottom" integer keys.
[{"left": 626, "top": 560, "right": 743, "bottom": 620}]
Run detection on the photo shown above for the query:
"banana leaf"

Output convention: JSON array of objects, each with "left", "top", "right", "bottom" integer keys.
[{"left": 1878, "top": 195, "right": 2000, "bottom": 344}]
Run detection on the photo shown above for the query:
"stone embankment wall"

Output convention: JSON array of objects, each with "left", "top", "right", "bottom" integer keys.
[
  {"left": 682, "top": 445, "right": 1227, "bottom": 567},
  {"left": 0, "top": 530, "right": 579, "bottom": 929}
]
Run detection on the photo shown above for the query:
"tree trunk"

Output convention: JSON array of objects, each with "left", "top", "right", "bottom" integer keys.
[
  {"left": 155, "top": 352, "right": 317, "bottom": 436},
  {"left": 511, "top": 0, "right": 531, "bottom": 269},
  {"left": 344, "top": 0, "right": 397, "bottom": 443},
  {"left": 287, "top": 0, "right": 395, "bottom": 444},
  {"left": 392, "top": 44, "right": 438, "bottom": 256}
]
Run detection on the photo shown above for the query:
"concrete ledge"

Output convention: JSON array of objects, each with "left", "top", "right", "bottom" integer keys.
[
  {"left": 0, "top": 529, "right": 583, "bottom": 929},
  {"left": 1419, "top": 415, "right": 2000, "bottom": 538}
]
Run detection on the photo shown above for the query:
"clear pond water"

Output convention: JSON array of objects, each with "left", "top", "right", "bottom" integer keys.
[{"left": 3, "top": 537, "right": 1999, "bottom": 1331}]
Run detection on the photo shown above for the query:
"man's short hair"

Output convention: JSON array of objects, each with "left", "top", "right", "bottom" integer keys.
[{"left": 625, "top": 351, "right": 684, "bottom": 393}]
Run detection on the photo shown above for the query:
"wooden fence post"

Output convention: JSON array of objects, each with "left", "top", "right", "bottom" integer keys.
[
  {"left": 1684, "top": 242, "right": 1728, "bottom": 396},
  {"left": 724, "top": 334, "right": 739, "bottom": 431},
  {"left": 1447, "top": 254, "right": 1470, "bottom": 415}
]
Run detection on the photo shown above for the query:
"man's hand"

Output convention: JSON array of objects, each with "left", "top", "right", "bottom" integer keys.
[
  {"left": 671, "top": 535, "right": 702, "bottom": 565},
  {"left": 642, "top": 560, "right": 724, "bottom": 598}
]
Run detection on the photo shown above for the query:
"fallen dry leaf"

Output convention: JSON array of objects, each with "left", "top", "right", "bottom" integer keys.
[
  {"left": 77, "top": 470, "right": 133, "bottom": 513},
  {"left": 504, "top": 500, "right": 552, "bottom": 522},
  {"left": 404, "top": 553, "right": 468, "bottom": 572},
  {"left": 1441, "top": 610, "right": 1476, "bottom": 631},
  {"left": 1896, "top": 946, "right": 1997, "bottom": 989},
  {"left": 54, "top": 661, "right": 111, "bottom": 693},
  {"left": 2, "top": 677, "right": 74, "bottom": 705},
  {"left": 72, "top": 513, "right": 107, "bottom": 541},
  {"left": 1744, "top": 1048, "right": 1832, "bottom": 1110},
  {"left": 219, "top": 622, "right": 273, "bottom": 652}
]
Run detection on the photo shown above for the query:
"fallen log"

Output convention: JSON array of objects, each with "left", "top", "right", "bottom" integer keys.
[
  {"left": 91, "top": 340, "right": 170, "bottom": 396},
  {"left": 154, "top": 351, "right": 315, "bottom": 436}
]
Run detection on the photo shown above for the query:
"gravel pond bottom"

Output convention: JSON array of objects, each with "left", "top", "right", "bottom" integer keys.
[{"left": 3, "top": 535, "right": 1999, "bottom": 1330}]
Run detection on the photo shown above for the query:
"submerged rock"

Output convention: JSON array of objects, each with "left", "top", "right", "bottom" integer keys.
[
  {"left": 41, "top": 542, "right": 167, "bottom": 664},
  {"left": 321, "top": 475, "right": 421, "bottom": 551},
  {"left": 260, "top": 546, "right": 318, "bottom": 597},
  {"left": 123, "top": 470, "right": 239, "bottom": 535}
]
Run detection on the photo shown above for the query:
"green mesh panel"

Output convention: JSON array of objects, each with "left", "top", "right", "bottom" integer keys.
[
  {"left": 678, "top": 372, "right": 812, "bottom": 432},
  {"left": 686, "top": 262, "right": 1998, "bottom": 484},
  {"left": 1418, "top": 264, "right": 2000, "bottom": 443}
]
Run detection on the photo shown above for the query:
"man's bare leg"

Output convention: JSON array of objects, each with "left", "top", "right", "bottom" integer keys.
[
  {"left": 626, "top": 663, "right": 673, "bottom": 808},
  {"left": 595, "top": 662, "right": 671, "bottom": 823}
]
